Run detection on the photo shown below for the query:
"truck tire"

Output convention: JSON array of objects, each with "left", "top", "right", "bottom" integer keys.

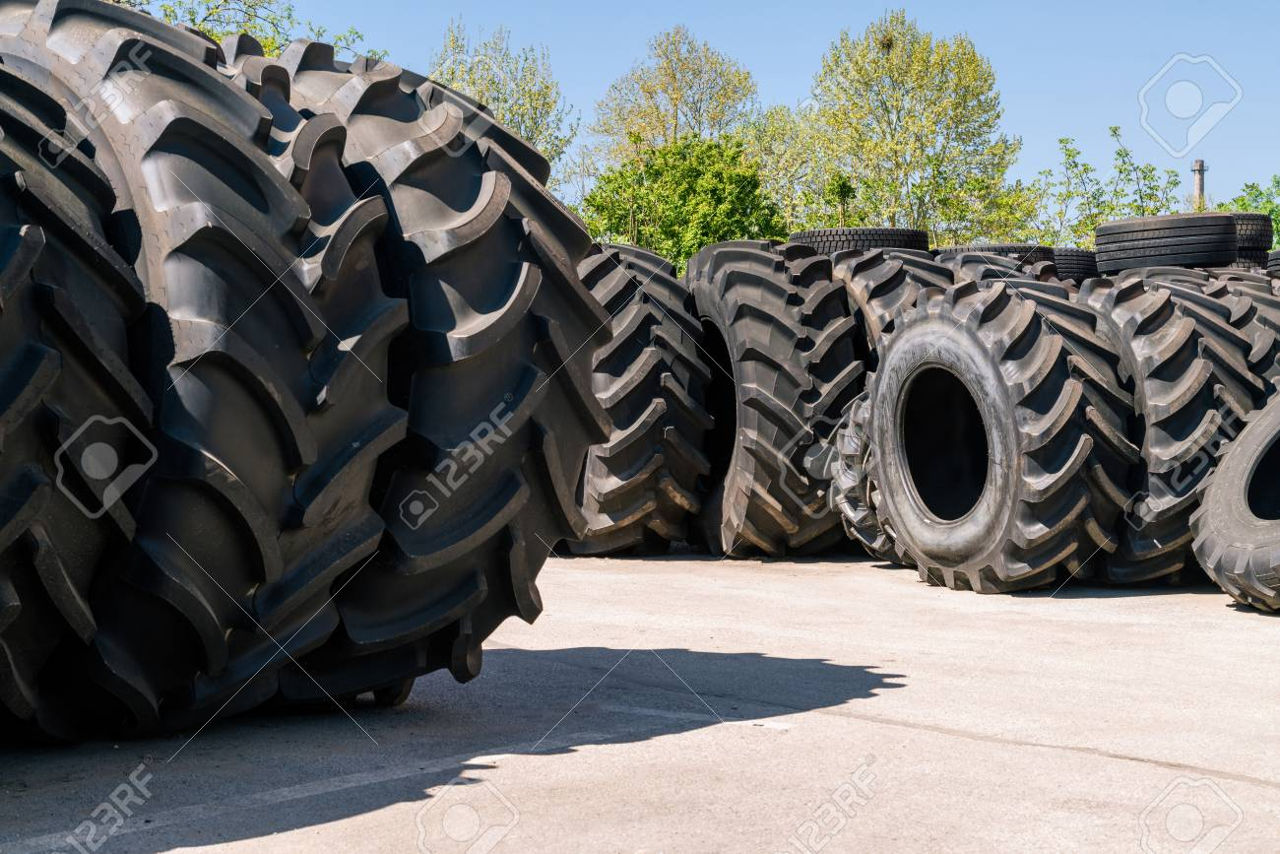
[
  {"left": 0, "top": 5, "right": 418, "bottom": 738},
  {"left": 268, "top": 40, "right": 611, "bottom": 702},
  {"left": 865, "top": 280, "right": 1101, "bottom": 592},
  {"left": 1077, "top": 272, "right": 1265, "bottom": 582},
  {"left": 1233, "top": 249, "right": 1268, "bottom": 271},
  {"left": 1094, "top": 213, "right": 1237, "bottom": 273},
  {"left": 931, "top": 244, "right": 1054, "bottom": 265},
  {"left": 569, "top": 245, "right": 712, "bottom": 554},
  {"left": 687, "top": 241, "right": 862, "bottom": 556},
  {"left": 1052, "top": 247, "right": 1099, "bottom": 282},
  {"left": 1268, "top": 251, "right": 1280, "bottom": 278},
  {"left": 1231, "top": 212, "right": 1273, "bottom": 252},
  {"left": 789, "top": 228, "right": 929, "bottom": 255},
  {"left": 1191, "top": 398, "right": 1280, "bottom": 611}
]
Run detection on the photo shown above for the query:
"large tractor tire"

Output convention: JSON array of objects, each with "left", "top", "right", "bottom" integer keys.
[
  {"left": 265, "top": 40, "right": 610, "bottom": 701},
  {"left": 931, "top": 244, "right": 1054, "bottom": 265},
  {"left": 0, "top": 4, "right": 413, "bottom": 738},
  {"left": 1076, "top": 273, "right": 1265, "bottom": 583},
  {"left": 687, "top": 241, "right": 862, "bottom": 556},
  {"left": 0, "top": 79, "right": 156, "bottom": 738},
  {"left": 862, "top": 280, "right": 1104, "bottom": 592},
  {"left": 569, "top": 245, "right": 712, "bottom": 554},
  {"left": 789, "top": 227, "right": 930, "bottom": 255},
  {"left": 1192, "top": 397, "right": 1280, "bottom": 611}
]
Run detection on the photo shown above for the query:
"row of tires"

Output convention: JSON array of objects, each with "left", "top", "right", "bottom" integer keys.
[{"left": 570, "top": 215, "right": 1280, "bottom": 620}]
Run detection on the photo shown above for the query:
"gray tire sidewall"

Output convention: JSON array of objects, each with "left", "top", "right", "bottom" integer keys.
[
  {"left": 871, "top": 318, "right": 1017, "bottom": 566},
  {"left": 1200, "top": 415, "right": 1280, "bottom": 550}
]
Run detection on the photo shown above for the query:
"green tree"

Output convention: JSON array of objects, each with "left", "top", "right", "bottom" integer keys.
[
  {"left": 581, "top": 135, "right": 785, "bottom": 269},
  {"left": 739, "top": 104, "right": 832, "bottom": 231},
  {"left": 1217, "top": 175, "right": 1280, "bottom": 249},
  {"left": 812, "top": 11, "right": 1026, "bottom": 243},
  {"left": 593, "top": 27, "right": 756, "bottom": 162},
  {"left": 428, "top": 21, "right": 578, "bottom": 173},
  {"left": 150, "top": 0, "right": 369, "bottom": 56},
  {"left": 1031, "top": 128, "right": 1181, "bottom": 248}
]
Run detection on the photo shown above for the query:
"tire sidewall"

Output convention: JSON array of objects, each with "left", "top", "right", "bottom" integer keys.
[{"left": 871, "top": 317, "right": 1018, "bottom": 566}]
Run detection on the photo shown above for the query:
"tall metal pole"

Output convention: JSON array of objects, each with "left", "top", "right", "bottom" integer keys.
[{"left": 1192, "top": 159, "right": 1206, "bottom": 210}]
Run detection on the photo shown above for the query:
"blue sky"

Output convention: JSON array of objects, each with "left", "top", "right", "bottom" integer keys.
[{"left": 302, "top": 0, "right": 1277, "bottom": 202}]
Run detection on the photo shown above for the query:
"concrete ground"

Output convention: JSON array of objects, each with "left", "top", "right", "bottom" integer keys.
[{"left": 3, "top": 556, "right": 1280, "bottom": 853}]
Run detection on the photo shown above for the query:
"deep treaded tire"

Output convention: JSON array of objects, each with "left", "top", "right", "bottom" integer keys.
[
  {"left": 570, "top": 245, "right": 712, "bottom": 554},
  {"left": 1268, "top": 251, "right": 1280, "bottom": 278},
  {"left": 1231, "top": 212, "right": 1273, "bottom": 252},
  {"left": 831, "top": 248, "right": 944, "bottom": 369},
  {"left": 1077, "top": 274, "right": 1265, "bottom": 582},
  {"left": 0, "top": 89, "right": 155, "bottom": 737},
  {"left": 932, "top": 244, "right": 1054, "bottom": 265},
  {"left": 828, "top": 392, "right": 904, "bottom": 563},
  {"left": 1233, "top": 249, "right": 1268, "bottom": 271},
  {"left": 1191, "top": 398, "right": 1280, "bottom": 611},
  {"left": 275, "top": 40, "right": 611, "bottom": 699},
  {"left": 687, "top": 241, "right": 862, "bottom": 556},
  {"left": 865, "top": 280, "right": 1100, "bottom": 592},
  {"left": 1095, "top": 213, "right": 1237, "bottom": 273},
  {"left": 0, "top": 5, "right": 417, "bottom": 738},
  {"left": 790, "top": 228, "right": 929, "bottom": 255},
  {"left": 1052, "top": 247, "right": 1099, "bottom": 282}
]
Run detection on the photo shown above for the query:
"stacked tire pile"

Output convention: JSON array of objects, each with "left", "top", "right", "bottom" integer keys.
[{"left": 0, "top": 1, "right": 612, "bottom": 740}]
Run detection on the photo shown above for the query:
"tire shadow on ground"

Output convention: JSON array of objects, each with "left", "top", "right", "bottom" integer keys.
[{"left": 0, "top": 647, "right": 905, "bottom": 853}]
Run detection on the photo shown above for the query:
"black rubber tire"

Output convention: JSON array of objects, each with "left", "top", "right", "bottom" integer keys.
[
  {"left": 271, "top": 41, "right": 611, "bottom": 701},
  {"left": 1231, "top": 212, "right": 1273, "bottom": 252},
  {"left": 789, "top": 228, "right": 930, "bottom": 255},
  {"left": 371, "top": 677, "right": 415, "bottom": 707},
  {"left": 1077, "top": 273, "right": 1265, "bottom": 582},
  {"left": 1191, "top": 397, "right": 1280, "bottom": 611},
  {"left": 1123, "top": 267, "right": 1280, "bottom": 394},
  {"left": 0, "top": 5, "right": 423, "bottom": 739},
  {"left": 831, "top": 248, "right": 945, "bottom": 370},
  {"left": 1052, "top": 247, "right": 1099, "bottom": 282},
  {"left": 828, "top": 391, "right": 905, "bottom": 563},
  {"left": 687, "top": 241, "right": 862, "bottom": 556},
  {"left": 1094, "top": 213, "right": 1237, "bottom": 273},
  {"left": 0, "top": 89, "right": 157, "bottom": 737},
  {"left": 569, "top": 245, "right": 712, "bottom": 554},
  {"left": 1232, "top": 249, "right": 1268, "bottom": 271},
  {"left": 931, "top": 244, "right": 1054, "bottom": 265},
  {"left": 1268, "top": 251, "right": 1280, "bottom": 278},
  {"left": 865, "top": 280, "right": 1101, "bottom": 592}
]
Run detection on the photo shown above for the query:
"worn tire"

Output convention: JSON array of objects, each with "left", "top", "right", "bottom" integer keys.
[
  {"left": 1095, "top": 213, "right": 1237, "bottom": 273},
  {"left": 865, "top": 280, "right": 1101, "bottom": 592},
  {"left": 789, "top": 228, "right": 929, "bottom": 255},
  {"left": 569, "top": 245, "right": 712, "bottom": 554},
  {"left": 932, "top": 244, "right": 1054, "bottom": 265},
  {"left": 273, "top": 41, "right": 610, "bottom": 700},
  {"left": 687, "top": 241, "right": 862, "bottom": 556},
  {"left": 1191, "top": 398, "right": 1280, "bottom": 611},
  {"left": 1052, "top": 247, "right": 1099, "bottom": 282}
]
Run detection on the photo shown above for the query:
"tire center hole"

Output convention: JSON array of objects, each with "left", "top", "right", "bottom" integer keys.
[
  {"left": 700, "top": 320, "right": 737, "bottom": 491},
  {"left": 901, "top": 366, "right": 989, "bottom": 521},
  {"left": 1246, "top": 433, "right": 1280, "bottom": 520}
]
